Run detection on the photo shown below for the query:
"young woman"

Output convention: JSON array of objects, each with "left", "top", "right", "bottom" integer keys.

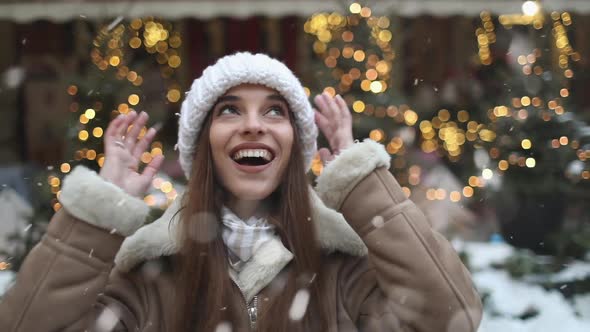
[{"left": 0, "top": 53, "right": 482, "bottom": 331}]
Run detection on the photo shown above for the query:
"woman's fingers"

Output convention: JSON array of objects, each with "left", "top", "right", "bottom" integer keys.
[
  {"left": 124, "top": 111, "right": 148, "bottom": 149},
  {"left": 314, "top": 110, "right": 333, "bottom": 137},
  {"left": 334, "top": 94, "right": 351, "bottom": 120},
  {"left": 322, "top": 93, "right": 341, "bottom": 120},
  {"left": 314, "top": 93, "right": 334, "bottom": 120},
  {"left": 114, "top": 111, "right": 138, "bottom": 142},
  {"left": 132, "top": 127, "right": 157, "bottom": 160},
  {"left": 141, "top": 154, "right": 164, "bottom": 181},
  {"left": 104, "top": 114, "right": 126, "bottom": 146}
]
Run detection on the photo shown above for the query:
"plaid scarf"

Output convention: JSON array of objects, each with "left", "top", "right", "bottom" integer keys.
[{"left": 221, "top": 206, "right": 278, "bottom": 271}]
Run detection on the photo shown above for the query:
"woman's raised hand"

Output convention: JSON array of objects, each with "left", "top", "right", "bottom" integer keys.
[
  {"left": 99, "top": 111, "right": 164, "bottom": 197},
  {"left": 313, "top": 92, "right": 354, "bottom": 164}
]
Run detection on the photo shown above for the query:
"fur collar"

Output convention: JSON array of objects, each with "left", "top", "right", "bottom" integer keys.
[
  {"left": 114, "top": 189, "right": 367, "bottom": 302},
  {"left": 114, "top": 188, "right": 367, "bottom": 272}
]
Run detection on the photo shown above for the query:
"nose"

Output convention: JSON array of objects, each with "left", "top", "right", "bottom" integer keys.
[{"left": 241, "top": 111, "right": 266, "bottom": 136}]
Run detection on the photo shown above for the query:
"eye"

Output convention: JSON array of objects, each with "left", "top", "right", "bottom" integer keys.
[
  {"left": 266, "top": 105, "right": 286, "bottom": 117},
  {"left": 218, "top": 105, "right": 239, "bottom": 116}
]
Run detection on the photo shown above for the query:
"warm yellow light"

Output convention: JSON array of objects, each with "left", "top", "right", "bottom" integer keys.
[
  {"left": 316, "top": 84, "right": 332, "bottom": 96},
  {"left": 342, "top": 31, "right": 354, "bottom": 42},
  {"left": 404, "top": 110, "right": 418, "bottom": 126},
  {"left": 49, "top": 177, "right": 60, "bottom": 187},
  {"left": 401, "top": 187, "right": 411, "bottom": 198},
  {"left": 60, "top": 163, "right": 71, "bottom": 173},
  {"left": 494, "top": 106, "right": 509, "bottom": 117},
  {"left": 360, "top": 7, "right": 372, "bottom": 18},
  {"left": 349, "top": 2, "right": 361, "bottom": 14},
  {"left": 90, "top": 128, "right": 103, "bottom": 139},
  {"left": 167, "top": 89, "right": 181, "bottom": 103},
  {"left": 458, "top": 110, "right": 469, "bottom": 122},
  {"left": 151, "top": 147, "right": 163, "bottom": 156},
  {"left": 318, "top": 30, "right": 332, "bottom": 43},
  {"left": 522, "top": 1, "right": 540, "bottom": 16},
  {"left": 87, "top": 150, "right": 97, "bottom": 160},
  {"left": 559, "top": 136, "right": 569, "bottom": 145},
  {"left": 438, "top": 109, "right": 451, "bottom": 122},
  {"left": 377, "top": 17, "right": 390, "bottom": 28},
  {"left": 144, "top": 195, "right": 156, "bottom": 206},
  {"left": 84, "top": 108, "right": 96, "bottom": 119},
  {"left": 141, "top": 152, "right": 152, "bottom": 164},
  {"left": 450, "top": 191, "right": 461, "bottom": 202},
  {"left": 167, "top": 55, "right": 181, "bottom": 68},
  {"left": 109, "top": 56, "right": 120, "bottom": 67},
  {"left": 365, "top": 69, "right": 378, "bottom": 81},
  {"left": 560, "top": 88, "right": 569, "bottom": 97},
  {"left": 352, "top": 100, "right": 365, "bottom": 113},
  {"left": 78, "top": 130, "right": 89, "bottom": 141},
  {"left": 128, "top": 94, "right": 140, "bottom": 106},
  {"left": 79, "top": 114, "right": 89, "bottom": 124},
  {"left": 342, "top": 47, "right": 354, "bottom": 58},
  {"left": 67, "top": 85, "right": 78, "bottom": 96},
  {"left": 462, "top": 186, "right": 474, "bottom": 197},
  {"left": 375, "top": 61, "right": 389, "bottom": 74},
  {"left": 498, "top": 160, "right": 509, "bottom": 170},
  {"left": 360, "top": 80, "right": 371, "bottom": 91},
  {"left": 370, "top": 81, "right": 383, "bottom": 93},
  {"left": 378, "top": 30, "right": 392, "bottom": 42},
  {"left": 521, "top": 96, "right": 531, "bottom": 106},
  {"left": 129, "top": 37, "right": 142, "bottom": 49},
  {"left": 353, "top": 50, "right": 365, "bottom": 62},
  {"left": 161, "top": 181, "right": 173, "bottom": 193},
  {"left": 116, "top": 104, "right": 128, "bottom": 114},
  {"left": 369, "top": 129, "right": 385, "bottom": 142},
  {"left": 525, "top": 157, "right": 536, "bottom": 168},
  {"left": 169, "top": 35, "right": 182, "bottom": 48},
  {"left": 435, "top": 189, "right": 447, "bottom": 200},
  {"left": 127, "top": 71, "right": 138, "bottom": 82},
  {"left": 521, "top": 139, "right": 532, "bottom": 149}
]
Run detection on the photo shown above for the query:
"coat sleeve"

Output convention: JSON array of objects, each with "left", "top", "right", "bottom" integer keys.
[
  {"left": 0, "top": 166, "right": 151, "bottom": 331},
  {"left": 315, "top": 139, "right": 483, "bottom": 332}
]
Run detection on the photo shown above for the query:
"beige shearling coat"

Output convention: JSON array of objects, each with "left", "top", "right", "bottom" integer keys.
[{"left": 0, "top": 140, "right": 482, "bottom": 331}]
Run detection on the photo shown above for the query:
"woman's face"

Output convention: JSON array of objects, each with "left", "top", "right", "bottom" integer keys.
[{"left": 209, "top": 84, "right": 294, "bottom": 202}]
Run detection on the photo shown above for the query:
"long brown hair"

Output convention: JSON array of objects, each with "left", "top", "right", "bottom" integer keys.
[{"left": 172, "top": 110, "right": 329, "bottom": 331}]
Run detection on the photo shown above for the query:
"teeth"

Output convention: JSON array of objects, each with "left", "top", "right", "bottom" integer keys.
[{"left": 232, "top": 149, "right": 273, "bottom": 161}]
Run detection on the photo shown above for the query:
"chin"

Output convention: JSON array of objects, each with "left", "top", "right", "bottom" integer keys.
[{"left": 232, "top": 186, "right": 275, "bottom": 201}]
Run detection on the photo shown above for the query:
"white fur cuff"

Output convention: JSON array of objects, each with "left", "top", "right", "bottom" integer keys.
[
  {"left": 315, "top": 139, "right": 390, "bottom": 210},
  {"left": 59, "top": 166, "right": 150, "bottom": 237}
]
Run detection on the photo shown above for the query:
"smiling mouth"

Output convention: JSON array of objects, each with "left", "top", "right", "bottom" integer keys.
[{"left": 231, "top": 149, "right": 274, "bottom": 166}]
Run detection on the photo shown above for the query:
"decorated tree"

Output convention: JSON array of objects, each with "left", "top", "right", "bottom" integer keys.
[
  {"left": 304, "top": 3, "right": 418, "bottom": 195},
  {"left": 2, "top": 17, "right": 186, "bottom": 272}
]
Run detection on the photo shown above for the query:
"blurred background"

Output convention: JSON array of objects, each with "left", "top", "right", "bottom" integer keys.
[{"left": 0, "top": 0, "right": 589, "bottom": 330}]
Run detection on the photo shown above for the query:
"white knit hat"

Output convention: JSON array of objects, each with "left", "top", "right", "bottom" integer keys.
[{"left": 177, "top": 52, "right": 318, "bottom": 179}]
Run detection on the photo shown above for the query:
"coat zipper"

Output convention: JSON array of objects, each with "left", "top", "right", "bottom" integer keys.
[{"left": 231, "top": 277, "right": 258, "bottom": 331}]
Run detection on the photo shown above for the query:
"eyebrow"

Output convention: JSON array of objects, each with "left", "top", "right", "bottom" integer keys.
[
  {"left": 267, "top": 94, "right": 288, "bottom": 104},
  {"left": 215, "top": 94, "right": 288, "bottom": 105}
]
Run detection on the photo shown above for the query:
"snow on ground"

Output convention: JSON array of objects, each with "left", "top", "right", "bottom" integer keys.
[
  {"left": 0, "top": 270, "right": 15, "bottom": 297},
  {"left": 0, "top": 242, "right": 588, "bottom": 331},
  {"left": 460, "top": 241, "right": 590, "bottom": 332}
]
